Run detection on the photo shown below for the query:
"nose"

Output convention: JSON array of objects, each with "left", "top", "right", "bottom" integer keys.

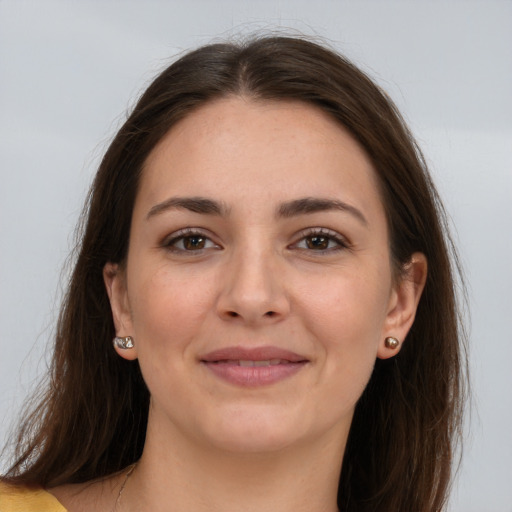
[{"left": 216, "top": 246, "right": 290, "bottom": 325}]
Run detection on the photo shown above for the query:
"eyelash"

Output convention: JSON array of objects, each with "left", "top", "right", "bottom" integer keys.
[
  {"left": 290, "top": 227, "right": 350, "bottom": 254},
  {"left": 161, "top": 227, "right": 350, "bottom": 255},
  {"left": 161, "top": 228, "right": 219, "bottom": 254}
]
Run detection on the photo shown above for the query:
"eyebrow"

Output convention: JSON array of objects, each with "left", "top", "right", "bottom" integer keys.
[
  {"left": 146, "top": 197, "right": 229, "bottom": 219},
  {"left": 277, "top": 197, "right": 368, "bottom": 226},
  {"left": 146, "top": 195, "right": 368, "bottom": 226}
]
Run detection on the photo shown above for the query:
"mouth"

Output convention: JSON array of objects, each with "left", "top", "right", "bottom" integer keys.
[
  {"left": 212, "top": 359, "right": 297, "bottom": 367},
  {"left": 200, "top": 346, "right": 309, "bottom": 387}
]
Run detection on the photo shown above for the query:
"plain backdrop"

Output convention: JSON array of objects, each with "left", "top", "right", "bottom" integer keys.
[{"left": 1, "top": 1, "right": 511, "bottom": 511}]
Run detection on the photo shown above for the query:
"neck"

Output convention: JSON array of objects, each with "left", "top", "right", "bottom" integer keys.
[{"left": 122, "top": 415, "right": 347, "bottom": 512}]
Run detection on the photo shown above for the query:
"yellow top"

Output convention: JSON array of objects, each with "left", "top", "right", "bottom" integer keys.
[{"left": 0, "top": 482, "right": 67, "bottom": 512}]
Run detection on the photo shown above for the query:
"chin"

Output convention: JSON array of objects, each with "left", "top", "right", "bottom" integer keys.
[{"left": 201, "top": 407, "right": 308, "bottom": 454}]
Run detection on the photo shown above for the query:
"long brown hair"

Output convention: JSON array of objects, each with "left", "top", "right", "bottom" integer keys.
[{"left": 3, "top": 35, "right": 467, "bottom": 511}]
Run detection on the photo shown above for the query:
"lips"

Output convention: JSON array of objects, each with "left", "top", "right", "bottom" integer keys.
[
  {"left": 235, "top": 359, "right": 290, "bottom": 367},
  {"left": 200, "top": 346, "right": 309, "bottom": 387}
]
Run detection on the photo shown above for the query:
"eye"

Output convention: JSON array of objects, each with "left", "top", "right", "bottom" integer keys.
[
  {"left": 162, "top": 229, "right": 220, "bottom": 253},
  {"left": 292, "top": 228, "right": 349, "bottom": 252}
]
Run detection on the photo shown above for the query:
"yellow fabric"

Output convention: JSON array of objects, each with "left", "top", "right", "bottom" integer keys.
[{"left": 0, "top": 482, "right": 67, "bottom": 512}]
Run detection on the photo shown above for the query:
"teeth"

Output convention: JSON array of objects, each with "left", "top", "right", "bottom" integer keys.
[{"left": 238, "top": 359, "right": 284, "bottom": 367}]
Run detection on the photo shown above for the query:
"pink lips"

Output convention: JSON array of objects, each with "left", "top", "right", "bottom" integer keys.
[{"left": 200, "top": 346, "right": 309, "bottom": 387}]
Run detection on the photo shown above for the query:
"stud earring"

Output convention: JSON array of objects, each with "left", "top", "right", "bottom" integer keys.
[
  {"left": 113, "top": 336, "right": 134, "bottom": 349},
  {"left": 384, "top": 336, "right": 400, "bottom": 350}
]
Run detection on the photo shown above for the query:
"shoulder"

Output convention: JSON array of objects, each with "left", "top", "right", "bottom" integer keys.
[{"left": 0, "top": 481, "right": 67, "bottom": 512}]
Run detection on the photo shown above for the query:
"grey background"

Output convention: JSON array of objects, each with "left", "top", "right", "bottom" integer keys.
[{"left": 1, "top": 1, "right": 511, "bottom": 510}]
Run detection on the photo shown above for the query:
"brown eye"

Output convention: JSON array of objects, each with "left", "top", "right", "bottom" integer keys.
[
  {"left": 305, "top": 236, "right": 329, "bottom": 250},
  {"left": 292, "top": 229, "right": 348, "bottom": 253},
  {"left": 164, "top": 231, "right": 219, "bottom": 253},
  {"left": 183, "top": 236, "right": 206, "bottom": 250}
]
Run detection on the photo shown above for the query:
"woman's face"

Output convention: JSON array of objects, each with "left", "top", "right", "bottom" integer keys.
[{"left": 106, "top": 97, "right": 424, "bottom": 454}]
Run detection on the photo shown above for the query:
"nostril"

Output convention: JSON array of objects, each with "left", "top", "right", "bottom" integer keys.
[
  {"left": 227, "top": 311, "right": 239, "bottom": 318},
  {"left": 265, "top": 311, "right": 276, "bottom": 317}
]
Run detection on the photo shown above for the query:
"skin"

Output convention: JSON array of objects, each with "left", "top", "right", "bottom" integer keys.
[{"left": 51, "top": 97, "right": 426, "bottom": 512}]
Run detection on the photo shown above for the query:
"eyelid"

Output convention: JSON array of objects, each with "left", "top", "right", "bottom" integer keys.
[
  {"left": 289, "top": 227, "right": 351, "bottom": 252},
  {"left": 160, "top": 226, "right": 350, "bottom": 254},
  {"left": 161, "top": 227, "right": 221, "bottom": 253}
]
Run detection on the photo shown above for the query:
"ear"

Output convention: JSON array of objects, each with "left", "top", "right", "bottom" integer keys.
[
  {"left": 103, "top": 262, "right": 138, "bottom": 361},
  {"left": 377, "top": 252, "right": 427, "bottom": 359}
]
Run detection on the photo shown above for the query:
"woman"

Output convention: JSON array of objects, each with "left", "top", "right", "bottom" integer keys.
[{"left": 0, "top": 36, "right": 467, "bottom": 512}]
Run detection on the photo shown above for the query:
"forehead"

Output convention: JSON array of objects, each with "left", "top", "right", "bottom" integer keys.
[{"left": 138, "top": 97, "right": 384, "bottom": 220}]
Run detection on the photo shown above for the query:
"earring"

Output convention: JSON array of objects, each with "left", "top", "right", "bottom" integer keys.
[
  {"left": 384, "top": 336, "right": 400, "bottom": 350},
  {"left": 113, "top": 336, "right": 134, "bottom": 349}
]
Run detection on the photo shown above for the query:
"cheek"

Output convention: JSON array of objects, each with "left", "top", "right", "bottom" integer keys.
[
  {"left": 127, "top": 267, "right": 220, "bottom": 408},
  {"left": 302, "top": 266, "right": 391, "bottom": 344},
  {"left": 299, "top": 268, "right": 391, "bottom": 400},
  {"left": 128, "top": 265, "right": 217, "bottom": 356}
]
